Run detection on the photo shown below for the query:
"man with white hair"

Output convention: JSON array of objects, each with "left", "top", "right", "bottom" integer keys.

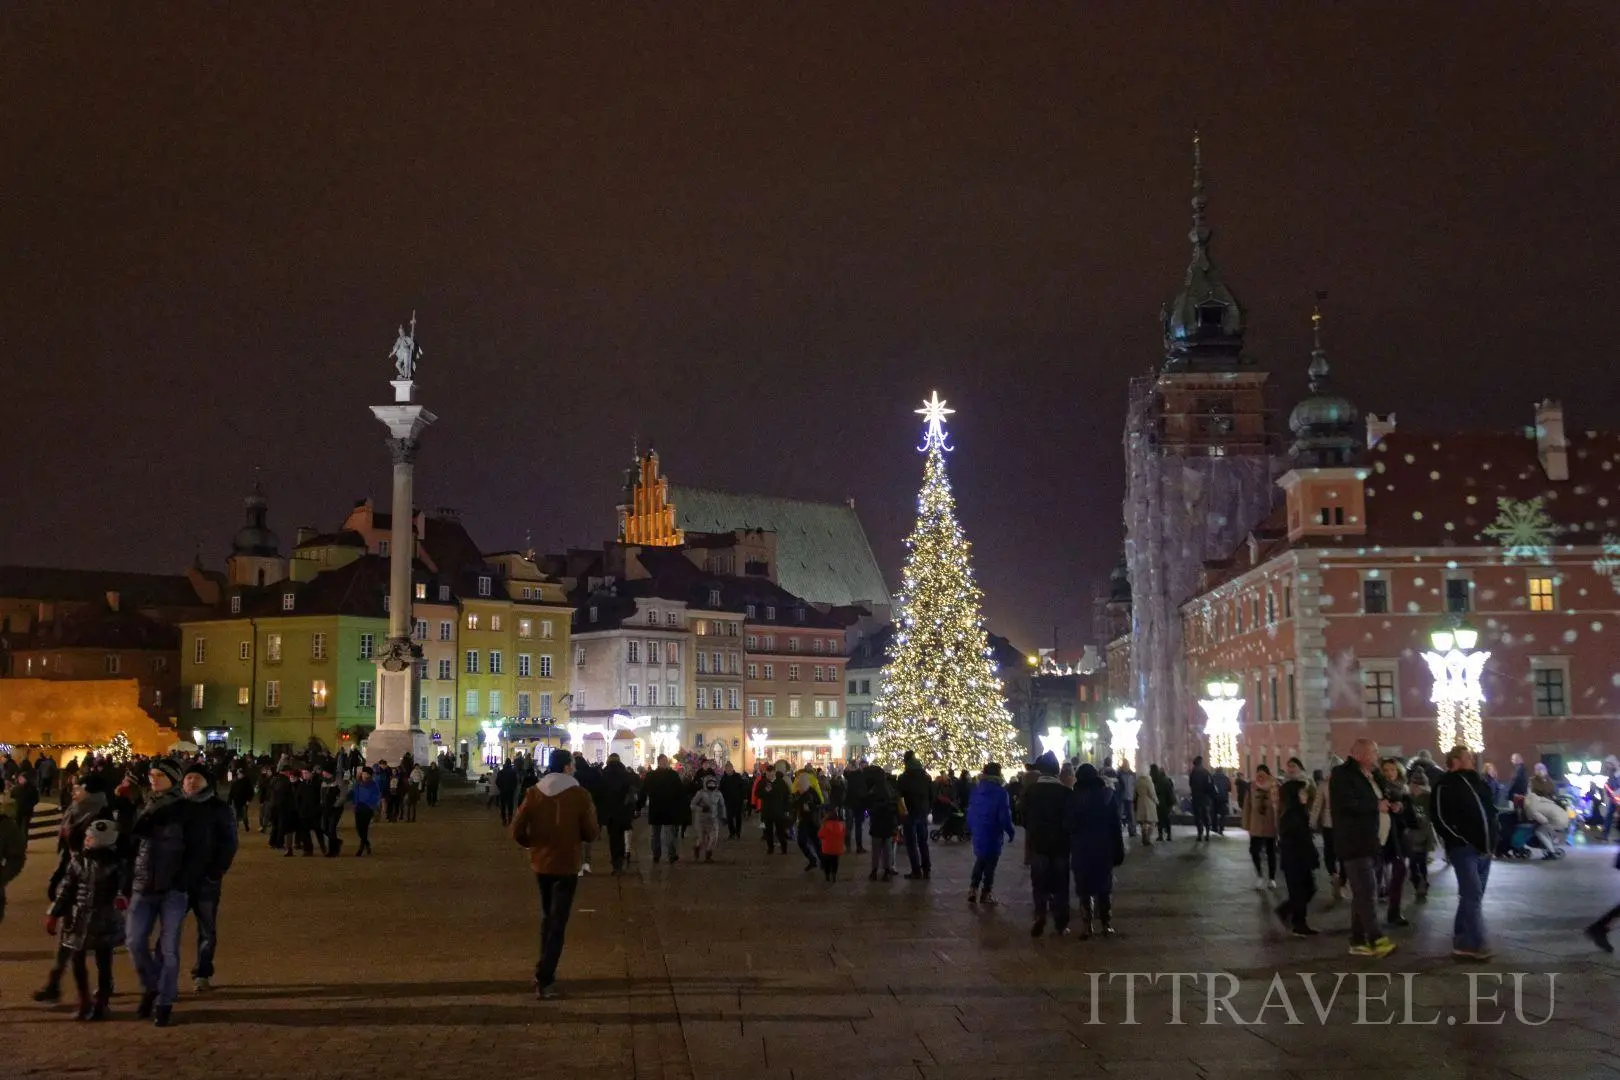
[{"left": 1329, "top": 738, "right": 1393, "bottom": 957}]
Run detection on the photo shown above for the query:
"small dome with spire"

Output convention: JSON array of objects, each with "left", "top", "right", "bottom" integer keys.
[
  {"left": 231, "top": 482, "right": 281, "bottom": 557},
  {"left": 1288, "top": 299, "right": 1360, "bottom": 467},
  {"left": 1162, "top": 133, "right": 1249, "bottom": 372}
]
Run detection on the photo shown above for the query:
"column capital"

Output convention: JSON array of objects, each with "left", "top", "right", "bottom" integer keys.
[{"left": 387, "top": 437, "right": 419, "bottom": 466}]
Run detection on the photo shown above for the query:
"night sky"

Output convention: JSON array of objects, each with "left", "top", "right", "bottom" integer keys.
[{"left": 4, "top": 6, "right": 1618, "bottom": 651}]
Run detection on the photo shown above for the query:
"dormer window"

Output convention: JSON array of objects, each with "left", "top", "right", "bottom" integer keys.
[
  {"left": 477, "top": 575, "right": 492, "bottom": 597},
  {"left": 1197, "top": 303, "right": 1225, "bottom": 329},
  {"left": 229, "top": 596, "right": 241, "bottom": 615},
  {"left": 281, "top": 592, "right": 295, "bottom": 612},
  {"left": 708, "top": 588, "right": 721, "bottom": 607},
  {"left": 438, "top": 585, "right": 450, "bottom": 601}
]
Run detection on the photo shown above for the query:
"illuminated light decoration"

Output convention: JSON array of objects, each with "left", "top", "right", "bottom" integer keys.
[
  {"left": 1038, "top": 726, "right": 1067, "bottom": 759},
  {"left": 1481, "top": 496, "right": 1561, "bottom": 564},
  {"left": 869, "top": 393, "right": 1023, "bottom": 773},
  {"left": 191, "top": 728, "right": 205, "bottom": 746},
  {"left": 649, "top": 723, "right": 681, "bottom": 759},
  {"left": 94, "top": 731, "right": 133, "bottom": 764},
  {"left": 748, "top": 726, "right": 770, "bottom": 764},
  {"left": 1108, "top": 705, "right": 1142, "bottom": 765},
  {"left": 1197, "top": 678, "right": 1244, "bottom": 771},
  {"left": 480, "top": 720, "right": 504, "bottom": 764},
  {"left": 1595, "top": 534, "right": 1620, "bottom": 596},
  {"left": 828, "top": 727, "right": 847, "bottom": 762},
  {"left": 1423, "top": 625, "right": 1489, "bottom": 754}
]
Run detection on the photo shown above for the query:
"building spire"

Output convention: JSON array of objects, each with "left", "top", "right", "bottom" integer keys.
[
  {"left": 1189, "top": 129, "right": 1210, "bottom": 260},
  {"left": 1308, "top": 290, "right": 1330, "bottom": 391}
]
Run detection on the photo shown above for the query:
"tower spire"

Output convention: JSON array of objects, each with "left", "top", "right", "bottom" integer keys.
[
  {"left": 1190, "top": 129, "right": 1210, "bottom": 260},
  {"left": 1309, "top": 290, "right": 1330, "bottom": 391}
]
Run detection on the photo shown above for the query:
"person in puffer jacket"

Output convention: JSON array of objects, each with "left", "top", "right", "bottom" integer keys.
[
  {"left": 122, "top": 759, "right": 210, "bottom": 1027},
  {"left": 965, "top": 763, "right": 1015, "bottom": 905},
  {"left": 46, "top": 818, "right": 125, "bottom": 1020}
]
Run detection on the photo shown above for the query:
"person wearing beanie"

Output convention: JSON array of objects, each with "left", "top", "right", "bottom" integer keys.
[
  {"left": 33, "top": 772, "right": 113, "bottom": 1003},
  {"left": 897, "top": 750, "right": 934, "bottom": 880},
  {"left": 689, "top": 775, "right": 725, "bottom": 863},
  {"left": 180, "top": 764, "right": 237, "bottom": 993},
  {"left": 46, "top": 818, "right": 124, "bottom": 1020},
  {"left": 125, "top": 758, "right": 211, "bottom": 1027},
  {"left": 966, "top": 762, "right": 1015, "bottom": 905},
  {"left": 511, "top": 747, "right": 600, "bottom": 1000},
  {"left": 1021, "top": 750, "right": 1073, "bottom": 938}
]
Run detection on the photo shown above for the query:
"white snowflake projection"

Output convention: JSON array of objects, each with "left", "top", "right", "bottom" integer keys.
[
  {"left": 1481, "top": 496, "right": 1561, "bottom": 563},
  {"left": 1596, "top": 534, "right": 1620, "bottom": 596},
  {"left": 1325, "top": 649, "right": 1363, "bottom": 710}
]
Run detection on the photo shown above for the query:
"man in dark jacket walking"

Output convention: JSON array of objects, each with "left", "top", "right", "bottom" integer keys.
[
  {"left": 181, "top": 765, "right": 238, "bottom": 992},
  {"left": 1188, "top": 757, "right": 1214, "bottom": 841},
  {"left": 842, "top": 760, "right": 869, "bottom": 853},
  {"left": 1330, "top": 738, "right": 1394, "bottom": 958},
  {"left": 1022, "top": 751, "right": 1072, "bottom": 937},
  {"left": 596, "top": 755, "right": 636, "bottom": 872},
  {"left": 1431, "top": 746, "right": 1499, "bottom": 961},
  {"left": 718, "top": 762, "right": 749, "bottom": 842},
  {"left": 897, "top": 750, "right": 934, "bottom": 879},
  {"left": 638, "top": 755, "right": 687, "bottom": 864},
  {"left": 124, "top": 758, "right": 211, "bottom": 1027}
]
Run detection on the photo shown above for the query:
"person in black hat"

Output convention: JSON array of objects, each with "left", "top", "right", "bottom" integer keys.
[
  {"left": 180, "top": 763, "right": 237, "bottom": 993},
  {"left": 1021, "top": 750, "right": 1073, "bottom": 937},
  {"left": 125, "top": 758, "right": 211, "bottom": 1027}
]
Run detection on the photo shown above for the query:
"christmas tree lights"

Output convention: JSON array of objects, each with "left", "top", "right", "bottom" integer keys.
[
  {"left": 870, "top": 393, "right": 1023, "bottom": 773},
  {"left": 94, "top": 731, "right": 133, "bottom": 764}
]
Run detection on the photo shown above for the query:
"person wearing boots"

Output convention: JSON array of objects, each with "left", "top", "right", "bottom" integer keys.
[
  {"left": 124, "top": 758, "right": 211, "bottom": 1027},
  {"left": 182, "top": 764, "right": 238, "bottom": 993},
  {"left": 1275, "top": 758, "right": 1321, "bottom": 937},
  {"left": 34, "top": 773, "right": 111, "bottom": 1004},
  {"left": 1133, "top": 768, "right": 1158, "bottom": 849},
  {"left": 1022, "top": 751, "right": 1073, "bottom": 938},
  {"left": 46, "top": 818, "right": 124, "bottom": 1020},
  {"left": 965, "top": 762, "right": 1015, "bottom": 905},
  {"left": 1065, "top": 762, "right": 1125, "bottom": 938}
]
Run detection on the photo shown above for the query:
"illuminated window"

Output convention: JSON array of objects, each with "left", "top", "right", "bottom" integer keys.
[
  {"left": 466, "top": 613, "right": 479, "bottom": 631},
  {"left": 311, "top": 680, "right": 328, "bottom": 708},
  {"left": 540, "top": 620, "right": 553, "bottom": 639},
  {"left": 491, "top": 615, "right": 502, "bottom": 632},
  {"left": 519, "top": 618, "right": 533, "bottom": 638},
  {"left": 1528, "top": 576, "right": 1555, "bottom": 612},
  {"left": 235, "top": 686, "right": 248, "bottom": 707},
  {"left": 827, "top": 699, "right": 838, "bottom": 718},
  {"left": 415, "top": 583, "right": 427, "bottom": 600},
  {"left": 266, "top": 633, "right": 283, "bottom": 662},
  {"left": 192, "top": 684, "right": 207, "bottom": 710}
]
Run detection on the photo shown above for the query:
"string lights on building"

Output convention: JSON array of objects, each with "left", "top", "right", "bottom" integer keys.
[
  {"left": 1423, "top": 622, "right": 1488, "bottom": 753},
  {"left": 1197, "top": 678, "right": 1243, "bottom": 771}
]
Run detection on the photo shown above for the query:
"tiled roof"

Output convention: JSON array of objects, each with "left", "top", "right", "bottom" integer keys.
[
  {"left": 0, "top": 566, "right": 206, "bottom": 609},
  {"left": 226, "top": 556, "right": 391, "bottom": 619},
  {"left": 293, "top": 530, "right": 366, "bottom": 550},
  {"left": 668, "top": 486, "right": 891, "bottom": 610},
  {"left": 10, "top": 607, "right": 179, "bottom": 651}
]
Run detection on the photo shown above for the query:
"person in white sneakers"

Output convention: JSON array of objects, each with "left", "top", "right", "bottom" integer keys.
[{"left": 1243, "top": 764, "right": 1280, "bottom": 890}]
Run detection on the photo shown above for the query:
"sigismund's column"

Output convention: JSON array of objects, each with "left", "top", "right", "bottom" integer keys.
[{"left": 367, "top": 314, "right": 436, "bottom": 767}]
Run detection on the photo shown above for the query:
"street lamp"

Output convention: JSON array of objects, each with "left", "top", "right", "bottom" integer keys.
[
  {"left": 828, "top": 726, "right": 846, "bottom": 763},
  {"left": 748, "top": 726, "right": 769, "bottom": 769},
  {"left": 1038, "top": 725, "right": 1067, "bottom": 759},
  {"left": 1198, "top": 677, "right": 1244, "bottom": 771},
  {"left": 650, "top": 723, "right": 681, "bottom": 760},
  {"left": 1423, "top": 621, "right": 1488, "bottom": 754},
  {"left": 1108, "top": 704, "right": 1141, "bottom": 766}
]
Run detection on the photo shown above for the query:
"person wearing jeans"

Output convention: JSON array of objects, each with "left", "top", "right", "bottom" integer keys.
[
  {"left": 126, "top": 890, "right": 189, "bottom": 1016},
  {"left": 1431, "top": 745, "right": 1500, "bottom": 960},
  {"left": 897, "top": 751, "right": 934, "bottom": 879},
  {"left": 511, "top": 749, "right": 600, "bottom": 998},
  {"left": 1329, "top": 738, "right": 1395, "bottom": 957},
  {"left": 180, "top": 763, "right": 239, "bottom": 992},
  {"left": 638, "top": 755, "right": 687, "bottom": 866},
  {"left": 125, "top": 758, "right": 212, "bottom": 1027}
]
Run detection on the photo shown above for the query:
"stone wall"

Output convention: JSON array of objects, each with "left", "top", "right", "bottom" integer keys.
[{"left": 0, "top": 678, "right": 170, "bottom": 755}]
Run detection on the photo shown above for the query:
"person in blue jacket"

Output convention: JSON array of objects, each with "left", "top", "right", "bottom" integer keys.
[
  {"left": 1065, "top": 763, "right": 1126, "bottom": 939},
  {"left": 347, "top": 767, "right": 382, "bottom": 856},
  {"left": 965, "top": 762, "right": 1016, "bottom": 905}
]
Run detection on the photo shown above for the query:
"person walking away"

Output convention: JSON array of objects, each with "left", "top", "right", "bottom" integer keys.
[
  {"left": 897, "top": 750, "right": 934, "bottom": 880},
  {"left": 424, "top": 762, "right": 441, "bottom": 808},
  {"left": 817, "top": 807, "right": 846, "bottom": 882},
  {"left": 843, "top": 759, "right": 869, "bottom": 853},
  {"left": 1023, "top": 751, "right": 1072, "bottom": 937},
  {"left": 227, "top": 767, "right": 253, "bottom": 830},
  {"left": 289, "top": 767, "right": 319, "bottom": 856},
  {"left": 718, "top": 761, "right": 748, "bottom": 842},
  {"left": 1243, "top": 765, "right": 1279, "bottom": 890},
  {"left": 1116, "top": 759, "right": 1137, "bottom": 839},
  {"left": 124, "top": 758, "right": 210, "bottom": 1027},
  {"left": 639, "top": 754, "right": 687, "bottom": 864},
  {"left": 1188, "top": 757, "right": 1214, "bottom": 841},
  {"left": 11, "top": 772, "right": 40, "bottom": 837},
  {"left": 511, "top": 748, "right": 600, "bottom": 1000},
  {"left": 759, "top": 763, "right": 793, "bottom": 855},
  {"left": 1151, "top": 765, "right": 1176, "bottom": 842},
  {"left": 966, "top": 762, "right": 1015, "bottom": 904},
  {"left": 863, "top": 763, "right": 900, "bottom": 880},
  {"left": 34, "top": 773, "right": 111, "bottom": 1003},
  {"left": 495, "top": 761, "right": 519, "bottom": 826},
  {"left": 255, "top": 765, "right": 274, "bottom": 834},
  {"left": 597, "top": 754, "right": 635, "bottom": 874},
  {"left": 1133, "top": 768, "right": 1157, "bottom": 849},
  {"left": 1378, "top": 759, "right": 1414, "bottom": 926},
  {"left": 1405, "top": 768, "right": 1437, "bottom": 904},
  {"left": 1330, "top": 738, "right": 1396, "bottom": 958},
  {"left": 1065, "top": 762, "right": 1125, "bottom": 938},
  {"left": 182, "top": 765, "right": 237, "bottom": 992},
  {"left": 319, "top": 765, "right": 347, "bottom": 857},
  {"left": 45, "top": 818, "right": 124, "bottom": 1020},
  {"left": 348, "top": 767, "right": 381, "bottom": 856},
  {"left": 690, "top": 775, "right": 725, "bottom": 862},
  {"left": 1275, "top": 758, "right": 1320, "bottom": 936},
  {"left": 1211, "top": 767, "right": 1232, "bottom": 836},
  {"left": 1431, "top": 745, "right": 1499, "bottom": 961},
  {"left": 793, "top": 766, "right": 825, "bottom": 871},
  {"left": 405, "top": 763, "right": 424, "bottom": 823}
]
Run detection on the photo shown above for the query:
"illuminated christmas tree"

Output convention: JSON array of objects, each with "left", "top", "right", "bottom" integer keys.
[
  {"left": 870, "top": 393, "right": 1023, "bottom": 773},
  {"left": 95, "top": 731, "right": 133, "bottom": 764}
]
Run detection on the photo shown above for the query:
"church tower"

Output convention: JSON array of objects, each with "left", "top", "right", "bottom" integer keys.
[
  {"left": 225, "top": 480, "right": 286, "bottom": 588},
  {"left": 617, "top": 447, "right": 685, "bottom": 547},
  {"left": 1122, "top": 136, "right": 1277, "bottom": 771}
]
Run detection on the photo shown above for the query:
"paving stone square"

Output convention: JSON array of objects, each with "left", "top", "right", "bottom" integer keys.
[{"left": 3, "top": 795, "right": 1617, "bottom": 1080}]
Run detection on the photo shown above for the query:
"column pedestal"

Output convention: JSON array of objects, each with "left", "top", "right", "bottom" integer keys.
[{"left": 367, "top": 659, "right": 431, "bottom": 767}]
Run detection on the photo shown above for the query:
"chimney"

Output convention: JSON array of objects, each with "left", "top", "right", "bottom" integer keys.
[
  {"left": 295, "top": 526, "right": 318, "bottom": 546},
  {"left": 1535, "top": 399, "right": 1568, "bottom": 481},
  {"left": 1366, "top": 412, "right": 1397, "bottom": 449}
]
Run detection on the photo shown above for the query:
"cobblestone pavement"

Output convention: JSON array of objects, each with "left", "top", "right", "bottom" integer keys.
[{"left": 3, "top": 796, "right": 1618, "bottom": 1079}]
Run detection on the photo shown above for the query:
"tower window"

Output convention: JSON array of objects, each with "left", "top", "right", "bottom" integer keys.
[{"left": 1197, "top": 303, "right": 1225, "bottom": 329}]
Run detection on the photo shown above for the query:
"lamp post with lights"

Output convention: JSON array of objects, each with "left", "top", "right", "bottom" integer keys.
[
  {"left": 1198, "top": 677, "right": 1244, "bottom": 771},
  {"left": 1423, "top": 621, "right": 1488, "bottom": 754},
  {"left": 1108, "top": 704, "right": 1142, "bottom": 767}
]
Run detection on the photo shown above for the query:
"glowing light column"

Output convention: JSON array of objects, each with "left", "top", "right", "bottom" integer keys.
[
  {"left": 1108, "top": 705, "right": 1141, "bottom": 765},
  {"left": 748, "top": 727, "right": 769, "bottom": 769},
  {"left": 1198, "top": 678, "right": 1244, "bottom": 771},
  {"left": 1423, "top": 623, "right": 1488, "bottom": 753},
  {"left": 1038, "top": 726, "right": 1068, "bottom": 759}
]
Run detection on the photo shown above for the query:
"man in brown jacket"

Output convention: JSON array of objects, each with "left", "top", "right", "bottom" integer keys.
[{"left": 512, "top": 748, "right": 600, "bottom": 999}]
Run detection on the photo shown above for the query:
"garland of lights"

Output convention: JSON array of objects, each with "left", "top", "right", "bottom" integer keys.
[
  {"left": 92, "top": 731, "right": 133, "bottom": 764},
  {"left": 1422, "top": 642, "right": 1488, "bottom": 753},
  {"left": 1197, "top": 680, "right": 1244, "bottom": 771},
  {"left": 869, "top": 393, "right": 1023, "bottom": 773}
]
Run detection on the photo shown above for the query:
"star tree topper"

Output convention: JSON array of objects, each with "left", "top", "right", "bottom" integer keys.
[{"left": 916, "top": 390, "right": 955, "bottom": 452}]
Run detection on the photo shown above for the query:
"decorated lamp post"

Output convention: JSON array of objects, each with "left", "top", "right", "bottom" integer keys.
[
  {"left": 1423, "top": 622, "right": 1488, "bottom": 754},
  {"left": 1108, "top": 704, "right": 1141, "bottom": 766},
  {"left": 1198, "top": 677, "right": 1243, "bottom": 771},
  {"left": 828, "top": 727, "right": 847, "bottom": 764},
  {"left": 1038, "top": 725, "right": 1067, "bottom": 760},
  {"left": 650, "top": 723, "right": 681, "bottom": 760},
  {"left": 748, "top": 726, "right": 769, "bottom": 770}
]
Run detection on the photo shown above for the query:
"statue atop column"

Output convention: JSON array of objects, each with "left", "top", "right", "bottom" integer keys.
[{"left": 390, "top": 312, "right": 423, "bottom": 382}]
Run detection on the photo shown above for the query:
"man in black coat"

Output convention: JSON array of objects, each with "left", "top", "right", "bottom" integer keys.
[
  {"left": 180, "top": 765, "right": 238, "bottom": 992},
  {"left": 1022, "top": 751, "right": 1073, "bottom": 937},
  {"left": 597, "top": 755, "right": 636, "bottom": 872},
  {"left": 288, "top": 768, "right": 320, "bottom": 857},
  {"left": 897, "top": 750, "right": 934, "bottom": 879},
  {"left": 1329, "top": 738, "right": 1392, "bottom": 957},
  {"left": 638, "top": 755, "right": 688, "bottom": 864},
  {"left": 1188, "top": 757, "right": 1215, "bottom": 841},
  {"left": 123, "top": 759, "right": 212, "bottom": 1026},
  {"left": 718, "top": 762, "right": 749, "bottom": 841},
  {"left": 842, "top": 760, "right": 869, "bottom": 853},
  {"left": 1431, "top": 746, "right": 1500, "bottom": 960}
]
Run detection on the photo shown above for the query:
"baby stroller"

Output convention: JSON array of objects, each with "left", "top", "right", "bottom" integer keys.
[{"left": 930, "top": 801, "right": 968, "bottom": 842}]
